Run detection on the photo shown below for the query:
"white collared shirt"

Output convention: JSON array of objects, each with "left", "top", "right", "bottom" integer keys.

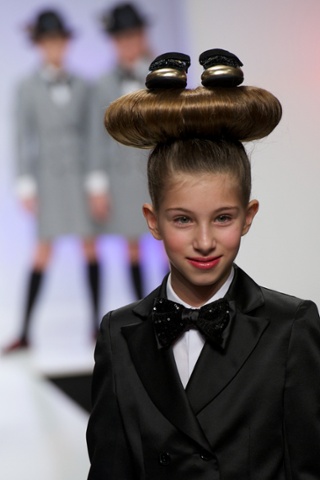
[
  {"left": 41, "top": 64, "right": 71, "bottom": 106},
  {"left": 166, "top": 269, "right": 234, "bottom": 388}
]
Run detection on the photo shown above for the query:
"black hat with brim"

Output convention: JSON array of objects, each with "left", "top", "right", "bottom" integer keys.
[
  {"left": 28, "top": 10, "right": 73, "bottom": 41},
  {"left": 102, "top": 3, "right": 148, "bottom": 34}
]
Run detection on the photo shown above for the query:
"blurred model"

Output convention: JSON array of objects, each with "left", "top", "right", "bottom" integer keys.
[
  {"left": 88, "top": 3, "right": 153, "bottom": 300},
  {"left": 3, "top": 10, "right": 101, "bottom": 353}
]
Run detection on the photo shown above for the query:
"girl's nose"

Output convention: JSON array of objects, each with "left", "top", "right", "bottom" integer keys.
[{"left": 193, "top": 225, "right": 216, "bottom": 254}]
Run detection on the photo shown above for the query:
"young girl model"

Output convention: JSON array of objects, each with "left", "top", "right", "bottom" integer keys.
[
  {"left": 88, "top": 3, "right": 154, "bottom": 300},
  {"left": 86, "top": 50, "right": 320, "bottom": 479},
  {"left": 3, "top": 10, "right": 101, "bottom": 353}
]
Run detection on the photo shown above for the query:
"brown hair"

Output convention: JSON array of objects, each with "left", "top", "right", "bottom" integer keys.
[
  {"left": 146, "top": 138, "right": 251, "bottom": 210},
  {"left": 104, "top": 85, "right": 282, "bottom": 210}
]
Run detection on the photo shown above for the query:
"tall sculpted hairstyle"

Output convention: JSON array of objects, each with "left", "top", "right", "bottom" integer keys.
[{"left": 104, "top": 84, "right": 282, "bottom": 210}]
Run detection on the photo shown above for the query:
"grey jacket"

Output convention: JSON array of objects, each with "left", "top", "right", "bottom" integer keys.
[
  {"left": 89, "top": 65, "right": 150, "bottom": 238},
  {"left": 16, "top": 69, "right": 97, "bottom": 240}
]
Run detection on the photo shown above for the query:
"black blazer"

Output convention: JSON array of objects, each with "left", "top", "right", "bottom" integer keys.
[{"left": 87, "top": 265, "right": 320, "bottom": 480}]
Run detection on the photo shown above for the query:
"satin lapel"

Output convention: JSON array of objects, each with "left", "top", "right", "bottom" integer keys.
[
  {"left": 122, "top": 315, "right": 212, "bottom": 452},
  {"left": 186, "top": 305, "right": 269, "bottom": 413}
]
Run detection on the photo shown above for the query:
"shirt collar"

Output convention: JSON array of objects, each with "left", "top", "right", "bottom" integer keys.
[
  {"left": 166, "top": 267, "right": 234, "bottom": 308},
  {"left": 40, "top": 64, "right": 69, "bottom": 83}
]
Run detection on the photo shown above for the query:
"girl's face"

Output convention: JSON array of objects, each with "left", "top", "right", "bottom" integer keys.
[
  {"left": 36, "top": 36, "right": 69, "bottom": 68},
  {"left": 112, "top": 28, "right": 148, "bottom": 68},
  {"left": 144, "top": 171, "right": 259, "bottom": 306}
]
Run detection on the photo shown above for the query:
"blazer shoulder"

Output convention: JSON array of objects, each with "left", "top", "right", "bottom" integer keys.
[
  {"left": 232, "top": 265, "right": 318, "bottom": 319},
  {"left": 101, "top": 300, "right": 141, "bottom": 330},
  {"left": 16, "top": 72, "right": 38, "bottom": 92},
  {"left": 260, "top": 285, "right": 318, "bottom": 318},
  {"left": 101, "top": 280, "right": 165, "bottom": 330},
  {"left": 94, "top": 71, "right": 115, "bottom": 89},
  {"left": 93, "top": 70, "right": 121, "bottom": 97}
]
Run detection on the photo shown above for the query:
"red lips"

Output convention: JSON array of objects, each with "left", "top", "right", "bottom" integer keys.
[{"left": 187, "top": 256, "right": 221, "bottom": 270}]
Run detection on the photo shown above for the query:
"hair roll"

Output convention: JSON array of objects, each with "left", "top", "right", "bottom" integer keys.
[{"left": 104, "top": 86, "right": 282, "bottom": 149}]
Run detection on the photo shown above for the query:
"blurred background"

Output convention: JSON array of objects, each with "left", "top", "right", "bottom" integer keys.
[{"left": 1, "top": 0, "right": 320, "bottom": 479}]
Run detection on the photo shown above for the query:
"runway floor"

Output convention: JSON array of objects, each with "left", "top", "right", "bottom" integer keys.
[
  {"left": 0, "top": 235, "right": 166, "bottom": 480},
  {"left": 0, "top": 349, "right": 91, "bottom": 480}
]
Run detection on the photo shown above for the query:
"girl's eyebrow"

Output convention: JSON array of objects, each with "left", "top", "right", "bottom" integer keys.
[
  {"left": 165, "top": 207, "right": 193, "bottom": 213},
  {"left": 165, "top": 206, "right": 240, "bottom": 214},
  {"left": 214, "top": 206, "right": 240, "bottom": 213}
]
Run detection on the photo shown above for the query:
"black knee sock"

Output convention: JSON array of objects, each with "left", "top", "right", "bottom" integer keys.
[
  {"left": 130, "top": 262, "right": 143, "bottom": 300},
  {"left": 20, "top": 270, "right": 44, "bottom": 342},
  {"left": 87, "top": 261, "right": 100, "bottom": 333}
]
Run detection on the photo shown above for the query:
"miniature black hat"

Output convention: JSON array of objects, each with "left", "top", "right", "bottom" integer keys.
[
  {"left": 27, "top": 10, "right": 73, "bottom": 41},
  {"left": 102, "top": 3, "right": 148, "bottom": 34}
]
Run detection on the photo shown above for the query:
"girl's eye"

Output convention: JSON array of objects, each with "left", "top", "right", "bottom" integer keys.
[
  {"left": 216, "top": 214, "right": 232, "bottom": 223},
  {"left": 174, "top": 216, "right": 191, "bottom": 225}
]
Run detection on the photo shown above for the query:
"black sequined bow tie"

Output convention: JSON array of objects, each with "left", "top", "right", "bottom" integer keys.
[{"left": 152, "top": 297, "right": 231, "bottom": 349}]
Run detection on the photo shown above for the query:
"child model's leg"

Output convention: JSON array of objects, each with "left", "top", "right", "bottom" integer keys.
[
  {"left": 130, "top": 262, "right": 143, "bottom": 299},
  {"left": 83, "top": 238, "right": 101, "bottom": 336},
  {"left": 128, "top": 238, "right": 143, "bottom": 299},
  {"left": 86, "top": 260, "right": 101, "bottom": 335},
  {"left": 2, "top": 241, "right": 51, "bottom": 354},
  {"left": 19, "top": 269, "right": 44, "bottom": 343}
]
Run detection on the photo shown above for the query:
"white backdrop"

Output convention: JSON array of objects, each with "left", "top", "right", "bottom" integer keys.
[
  {"left": 1, "top": 0, "right": 320, "bottom": 350},
  {"left": 185, "top": 0, "right": 320, "bottom": 305}
]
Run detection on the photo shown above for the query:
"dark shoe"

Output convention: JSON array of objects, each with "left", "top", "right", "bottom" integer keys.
[
  {"left": 146, "top": 52, "right": 191, "bottom": 89},
  {"left": 2, "top": 338, "right": 29, "bottom": 355},
  {"left": 199, "top": 48, "right": 244, "bottom": 87}
]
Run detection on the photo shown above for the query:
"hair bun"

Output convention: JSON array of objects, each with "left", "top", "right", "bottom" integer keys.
[
  {"left": 105, "top": 49, "right": 282, "bottom": 149},
  {"left": 105, "top": 86, "right": 282, "bottom": 149}
]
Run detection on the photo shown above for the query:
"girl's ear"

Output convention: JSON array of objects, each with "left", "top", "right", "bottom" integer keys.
[
  {"left": 142, "top": 203, "right": 162, "bottom": 240},
  {"left": 242, "top": 199, "right": 259, "bottom": 236}
]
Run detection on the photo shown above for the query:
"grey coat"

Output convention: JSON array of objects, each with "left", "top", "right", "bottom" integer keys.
[
  {"left": 16, "top": 70, "right": 97, "bottom": 240},
  {"left": 89, "top": 65, "right": 150, "bottom": 238}
]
